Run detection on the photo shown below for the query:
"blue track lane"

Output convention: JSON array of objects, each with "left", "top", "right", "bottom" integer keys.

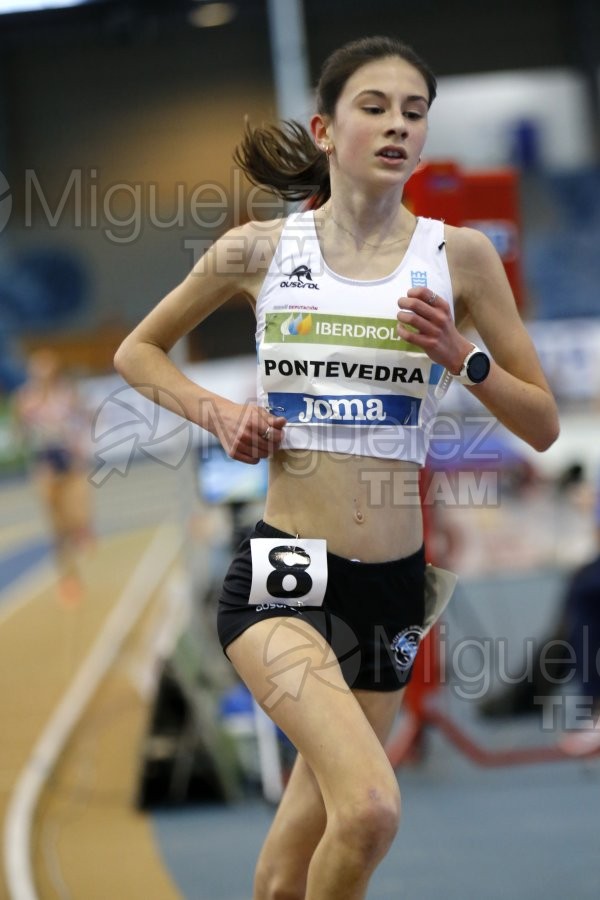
[{"left": 0, "top": 539, "right": 52, "bottom": 597}]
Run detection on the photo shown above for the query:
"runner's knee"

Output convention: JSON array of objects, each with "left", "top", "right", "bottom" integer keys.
[
  {"left": 335, "top": 782, "right": 401, "bottom": 864},
  {"left": 254, "top": 857, "right": 306, "bottom": 900}
]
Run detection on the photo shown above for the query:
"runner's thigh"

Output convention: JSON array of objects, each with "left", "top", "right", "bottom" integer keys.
[{"left": 226, "top": 617, "right": 399, "bottom": 810}]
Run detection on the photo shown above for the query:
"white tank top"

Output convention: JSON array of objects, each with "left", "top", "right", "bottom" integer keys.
[{"left": 255, "top": 210, "right": 453, "bottom": 465}]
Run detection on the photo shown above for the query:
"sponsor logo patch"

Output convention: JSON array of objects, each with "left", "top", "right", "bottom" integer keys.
[
  {"left": 280, "top": 264, "right": 320, "bottom": 290},
  {"left": 390, "top": 626, "right": 423, "bottom": 672}
]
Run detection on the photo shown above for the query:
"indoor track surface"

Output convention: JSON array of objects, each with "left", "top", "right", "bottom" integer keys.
[{"left": 1, "top": 463, "right": 599, "bottom": 900}]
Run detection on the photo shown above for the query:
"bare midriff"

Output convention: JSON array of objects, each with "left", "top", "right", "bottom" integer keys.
[{"left": 263, "top": 450, "right": 423, "bottom": 563}]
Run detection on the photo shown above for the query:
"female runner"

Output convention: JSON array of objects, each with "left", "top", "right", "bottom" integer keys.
[{"left": 115, "top": 36, "right": 559, "bottom": 900}]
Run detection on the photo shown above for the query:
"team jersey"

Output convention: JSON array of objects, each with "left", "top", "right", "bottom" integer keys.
[{"left": 255, "top": 210, "right": 453, "bottom": 465}]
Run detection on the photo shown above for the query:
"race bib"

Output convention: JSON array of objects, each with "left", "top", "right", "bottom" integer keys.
[{"left": 249, "top": 538, "right": 328, "bottom": 608}]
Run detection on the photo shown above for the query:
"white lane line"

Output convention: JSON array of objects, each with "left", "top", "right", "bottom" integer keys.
[{"left": 3, "top": 521, "right": 183, "bottom": 900}]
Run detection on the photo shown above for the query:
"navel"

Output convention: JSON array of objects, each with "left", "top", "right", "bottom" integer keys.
[{"left": 353, "top": 498, "right": 365, "bottom": 525}]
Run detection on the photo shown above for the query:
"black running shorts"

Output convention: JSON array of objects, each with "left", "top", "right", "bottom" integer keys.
[{"left": 217, "top": 520, "right": 426, "bottom": 692}]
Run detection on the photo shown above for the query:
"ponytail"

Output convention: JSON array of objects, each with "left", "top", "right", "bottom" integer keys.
[
  {"left": 233, "top": 119, "right": 330, "bottom": 208},
  {"left": 233, "top": 37, "right": 436, "bottom": 212}
]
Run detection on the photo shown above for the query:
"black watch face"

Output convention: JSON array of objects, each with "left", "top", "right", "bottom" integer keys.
[{"left": 467, "top": 352, "right": 490, "bottom": 383}]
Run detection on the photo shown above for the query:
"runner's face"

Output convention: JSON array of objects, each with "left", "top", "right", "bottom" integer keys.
[{"left": 327, "top": 57, "right": 429, "bottom": 189}]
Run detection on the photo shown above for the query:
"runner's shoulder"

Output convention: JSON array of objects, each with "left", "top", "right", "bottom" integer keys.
[
  {"left": 199, "top": 218, "right": 286, "bottom": 298},
  {"left": 222, "top": 217, "right": 287, "bottom": 257}
]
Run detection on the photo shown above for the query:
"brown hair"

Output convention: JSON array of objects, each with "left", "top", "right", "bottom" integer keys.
[{"left": 234, "top": 36, "right": 437, "bottom": 208}]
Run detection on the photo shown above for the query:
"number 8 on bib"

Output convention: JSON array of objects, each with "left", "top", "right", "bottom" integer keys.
[{"left": 248, "top": 538, "right": 328, "bottom": 608}]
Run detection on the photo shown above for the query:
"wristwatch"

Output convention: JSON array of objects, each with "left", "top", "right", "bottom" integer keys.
[{"left": 455, "top": 344, "right": 491, "bottom": 386}]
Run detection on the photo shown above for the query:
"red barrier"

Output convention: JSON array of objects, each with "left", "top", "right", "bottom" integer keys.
[{"left": 403, "top": 160, "right": 524, "bottom": 309}]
